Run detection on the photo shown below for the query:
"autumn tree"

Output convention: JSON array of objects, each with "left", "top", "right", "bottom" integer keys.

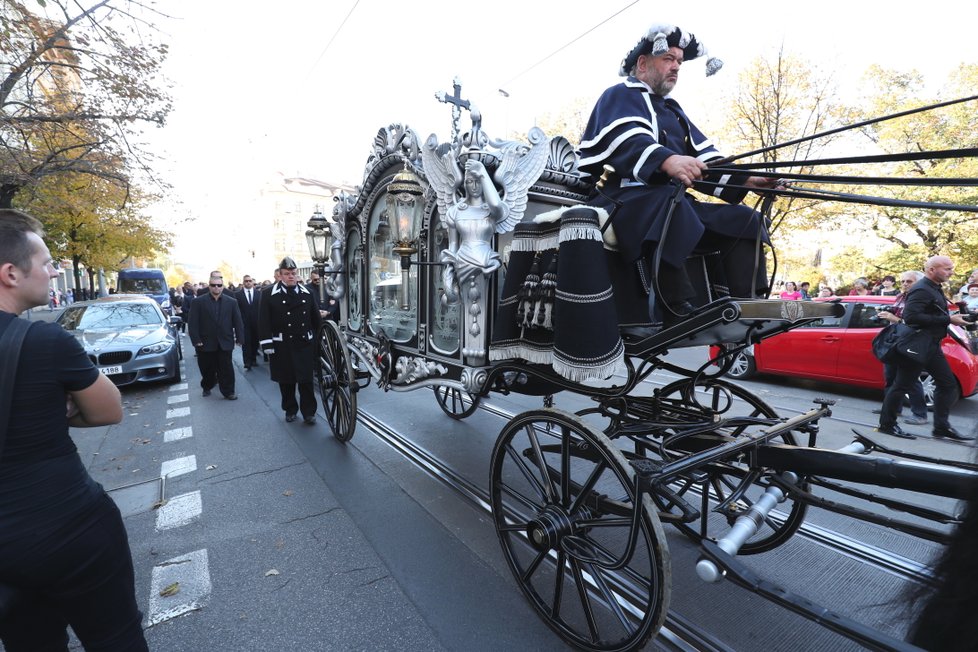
[
  {"left": 854, "top": 64, "right": 978, "bottom": 262},
  {"left": 532, "top": 96, "right": 592, "bottom": 145},
  {"left": 0, "top": 0, "right": 172, "bottom": 207},
  {"left": 717, "top": 47, "right": 851, "bottom": 238},
  {"left": 21, "top": 170, "right": 170, "bottom": 290}
]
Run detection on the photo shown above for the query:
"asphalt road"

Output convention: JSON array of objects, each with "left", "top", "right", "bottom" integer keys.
[{"left": 22, "top": 307, "right": 978, "bottom": 651}]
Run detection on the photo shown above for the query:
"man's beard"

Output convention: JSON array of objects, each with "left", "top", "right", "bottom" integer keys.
[{"left": 651, "top": 76, "right": 676, "bottom": 96}]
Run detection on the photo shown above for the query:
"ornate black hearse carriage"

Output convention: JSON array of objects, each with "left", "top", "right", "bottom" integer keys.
[{"left": 301, "top": 84, "right": 978, "bottom": 651}]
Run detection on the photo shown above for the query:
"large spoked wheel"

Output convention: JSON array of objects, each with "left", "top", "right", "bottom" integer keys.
[
  {"left": 647, "top": 377, "right": 806, "bottom": 554},
  {"left": 490, "top": 409, "right": 670, "bottom": 652},
  {"left": 316, "top": 320, "right": 357, "bottom": 442},
  {"left": 433, "top": 386, "right": 481, "bottom": 419}
]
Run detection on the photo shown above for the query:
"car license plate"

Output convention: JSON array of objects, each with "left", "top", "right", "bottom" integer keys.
[{"left": 99, "top": 366, "right": 123, "bottom": 375}]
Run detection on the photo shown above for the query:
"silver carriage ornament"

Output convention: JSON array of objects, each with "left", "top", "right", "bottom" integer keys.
[
  {"left": 325, "top": 191, "right": 354, "bottom": 301},
  {"left": 422, "top": 103, "right": 551, "bottom": 365}
]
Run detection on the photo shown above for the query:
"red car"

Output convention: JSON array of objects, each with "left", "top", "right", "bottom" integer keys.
[{"left": 711, "top": 296, "right": 978, "bottom": 404}]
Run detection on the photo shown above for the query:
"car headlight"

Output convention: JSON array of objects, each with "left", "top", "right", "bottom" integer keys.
[
  {"left": 139, "top": 340, "right": 174, "bottom": 356},
  {"left": 161, "top": 299, "right": 171, "bottom": 309}
]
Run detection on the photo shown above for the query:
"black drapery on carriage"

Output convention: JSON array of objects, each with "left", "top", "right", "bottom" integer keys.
[{"left": 490, "top": 207, "right": 626, "bottom": 382}]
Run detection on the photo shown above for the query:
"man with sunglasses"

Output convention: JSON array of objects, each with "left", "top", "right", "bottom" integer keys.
[{"left": 188, "top": 271, "right": 244, "bottom": 399}]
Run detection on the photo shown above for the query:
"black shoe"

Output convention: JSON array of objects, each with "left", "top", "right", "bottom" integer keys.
[
  {"left": 202, "top": 388, "right": 211, "bottom": 397},
  {"left": 662, "top": 302, "right": 696, "bottom": 329},
  {"left": 876, "top": 425, "right": 916, "bottom": 440},
  {"left": 303, "top": 415, "right": 316, "bottom": 425},
  {"left": 933, "top": 426, "right": 975, "bottom": 441},
  {"left": 285, "top": 413, "right": 297, "bottom": 423},
  {"left": 224, "top": 394, "right": 238, "bottom": 400}
]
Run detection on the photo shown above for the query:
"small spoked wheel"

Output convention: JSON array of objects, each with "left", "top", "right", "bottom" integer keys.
[
  {"left": 490, "top": 409, "right": 670, "bottom": 652},
  {"left": 433, "top": 386, "right": 481, "bottom": 420},
  {"left": 647, "top": 377, "right": 807, "bottom": 554},
  {"left": 316, "top": 320, "right": 357, "bottom": 442}
]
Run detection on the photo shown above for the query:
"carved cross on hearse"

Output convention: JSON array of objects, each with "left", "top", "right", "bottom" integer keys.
[{"left": 435, "top": 77, "right": 471, "bottom": 145}]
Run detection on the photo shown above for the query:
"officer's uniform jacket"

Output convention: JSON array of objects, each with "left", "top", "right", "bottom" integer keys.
[
  {"left": 257, "top": 281, "right": 322, "bottom": 384},
  {"left": 577, "top": 77, "right": 766, "bottom": 268}
]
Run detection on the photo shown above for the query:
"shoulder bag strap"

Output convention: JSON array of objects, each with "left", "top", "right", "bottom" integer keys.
[{"left": 0, "top": 317, "right": 35, "bottom": 461}]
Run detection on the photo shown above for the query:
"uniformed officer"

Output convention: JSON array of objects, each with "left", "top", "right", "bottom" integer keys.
[{"left": 258, "top": 257, "right": 322, "bottom": 424}]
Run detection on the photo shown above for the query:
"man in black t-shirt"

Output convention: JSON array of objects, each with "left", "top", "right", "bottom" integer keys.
[{"left": 0, "top": 209, "right": 148, "bottom": 651}]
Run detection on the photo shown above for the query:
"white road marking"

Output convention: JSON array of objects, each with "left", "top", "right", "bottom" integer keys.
[
  {"left": 147, "top": 548, "right": 211, "bottom": 627},
  {"left": 156, "top": 491, "right": 202, "bottom": 531},
  {"left": 166, "top": 406, "right": 190, "bottom": 419},
  {"left": 161, "top": 455, "right": 197, "bottom": 479},
  {"left": 169, "top": 383, "right": 188, "bottom": 391},
  {"left": 164, "top": 427, "right": 193, "bottom": 443},
  {"left": 167, "top": 393, "right": 189, "bottom": 404}
]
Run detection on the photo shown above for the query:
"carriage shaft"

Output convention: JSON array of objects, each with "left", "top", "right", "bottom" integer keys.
[
  {"left": 757, "top": 445, "right": 978, "bottom": 500},
  {"left": 632, "top": 407, "right": 829, "bottom": 485},
  {"left": 697, "top": 540, "right": 923, "bottom": 652}
]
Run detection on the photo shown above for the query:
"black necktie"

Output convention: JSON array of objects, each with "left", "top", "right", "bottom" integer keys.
[{"left": 247, "top": 289, "right": 252, "bottom": 304}]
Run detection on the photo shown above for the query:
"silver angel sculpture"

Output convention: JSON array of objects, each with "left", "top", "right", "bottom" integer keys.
[
  {"left": 422, "top": 127, "right": 550, "bottom": 364},
  {"left": 326, "top": 191, "right": 354, "bottom": 300}
]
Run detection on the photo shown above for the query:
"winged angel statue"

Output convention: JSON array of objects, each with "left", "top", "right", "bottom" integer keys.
[
  {"left": 421, "top": 127, "right": 549, "bottom": 363},
  {"left": 422, "top": 128, "right": 550, "bottom": 303}
]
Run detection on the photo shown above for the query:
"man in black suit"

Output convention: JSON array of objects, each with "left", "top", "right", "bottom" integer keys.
[
  {"left": 878, "top": 255, "right": 975, "bottom": 440},
  {"left": 306, "top": 270, "right": 339, "bottom": 322},
  {"left": 235, "top": 274, "right": 261, "bottom": 369},
  {"left": 259, "top": 257, "right": 321, "bottom": 424},
  {"left": 189, "top": 272, "right": 244, "bottom": 400}
]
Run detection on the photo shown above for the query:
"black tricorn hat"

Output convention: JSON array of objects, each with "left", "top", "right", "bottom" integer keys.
[
  {"left": 278, "top": 256, "right": 297, "bottom": 270},
  {"left": 620, "top": 23, "right": 722, "bottom": 77}
]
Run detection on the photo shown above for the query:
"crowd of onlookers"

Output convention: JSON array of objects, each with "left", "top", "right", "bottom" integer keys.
[{"left": 773, "top": 267, "right": 978, "bottom": 308}]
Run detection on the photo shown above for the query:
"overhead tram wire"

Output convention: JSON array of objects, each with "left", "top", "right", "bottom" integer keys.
[
  {"left": 304, "top": 0, "right": 361, "bottom": 81},
  {"left": 497, "top": 0, "right": 641, "bottom": 92}
]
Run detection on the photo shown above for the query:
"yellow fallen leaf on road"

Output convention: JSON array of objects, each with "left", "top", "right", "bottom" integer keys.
[
  {"left": 151, "top": 499, "right": 168, "bottom": 510},
  {"left": 264, "top": 569, "right": 280, "bottom": 577},
  {"left": 159, "top": 582, "right": 180, "bottom": 597}
]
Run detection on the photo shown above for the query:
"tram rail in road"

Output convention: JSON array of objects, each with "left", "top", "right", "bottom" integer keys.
[
  {"left": 348, "top": 387, "right": 938, "bottom": 649},
  {"left": 354, "top": 408, "right": 737, "bottom": 652}
]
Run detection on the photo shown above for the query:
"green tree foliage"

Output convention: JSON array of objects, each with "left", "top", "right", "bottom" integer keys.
[{"left": 1, "top": 0, "right": 172, "bottom": 207}]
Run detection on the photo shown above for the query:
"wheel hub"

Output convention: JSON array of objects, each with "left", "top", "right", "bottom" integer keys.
[{"left": 527, "top": 505, "right": 575, "bottom": 551}]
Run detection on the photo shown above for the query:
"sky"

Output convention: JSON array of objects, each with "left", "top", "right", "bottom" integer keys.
[{"left": 140, "top": 0, "right": 974, "bottom": 264}]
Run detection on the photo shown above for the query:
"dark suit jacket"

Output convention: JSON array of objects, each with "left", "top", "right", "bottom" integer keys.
[
  {"left": 902, "top": 277, "right": 951, "bottom": 343},
  {"left": 235, "top": 287, "right": 261, "bottom": 328},
  {"left": 188, "top": 293, "right": 244, "bottom": 352},
  {"left": 305, "top": 282, "right": 339, "bottom": 321}
]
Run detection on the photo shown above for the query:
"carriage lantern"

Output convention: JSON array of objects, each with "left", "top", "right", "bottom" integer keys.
[
  {"left": 305, "top": 207, "right": 330, "bottom": 303},
  {"left": 385, "top": 164, "right": 425, "bottom": 309}
]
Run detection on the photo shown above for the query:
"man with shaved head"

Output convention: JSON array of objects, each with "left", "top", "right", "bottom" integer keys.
[{"left": 878, "top": 256, "right": 974, "bottom": 440}]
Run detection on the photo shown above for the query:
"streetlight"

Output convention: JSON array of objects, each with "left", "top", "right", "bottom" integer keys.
[{"left": 305, "top": 207, "right": 330, "bottom": 305}]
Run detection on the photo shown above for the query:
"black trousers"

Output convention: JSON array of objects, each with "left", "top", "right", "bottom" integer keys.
[
  {"left": 880, "top": 340, "right": 957, "bottom": 431},
  {"left": 0, "top": 494, "right": 148, "bottom": 652},
  {"left": 882, "top": 361, "right": 928, "bottom": 419},
  {"left": 242, "top": 324, "right": 259, "bottom": 367},
  {"left": 279, "top": 382, "right": 317, "bottom": 418},
  {"left": 197, "top": 349, "right": 235, "bottom": 396},
  {"left": 652, "top": 236, "right": 767, "bottom": 312}
]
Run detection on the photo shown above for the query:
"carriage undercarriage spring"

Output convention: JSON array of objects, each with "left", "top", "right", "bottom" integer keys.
[{"left": 304, "top": 87, "right": 978, "bottom": 651}]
